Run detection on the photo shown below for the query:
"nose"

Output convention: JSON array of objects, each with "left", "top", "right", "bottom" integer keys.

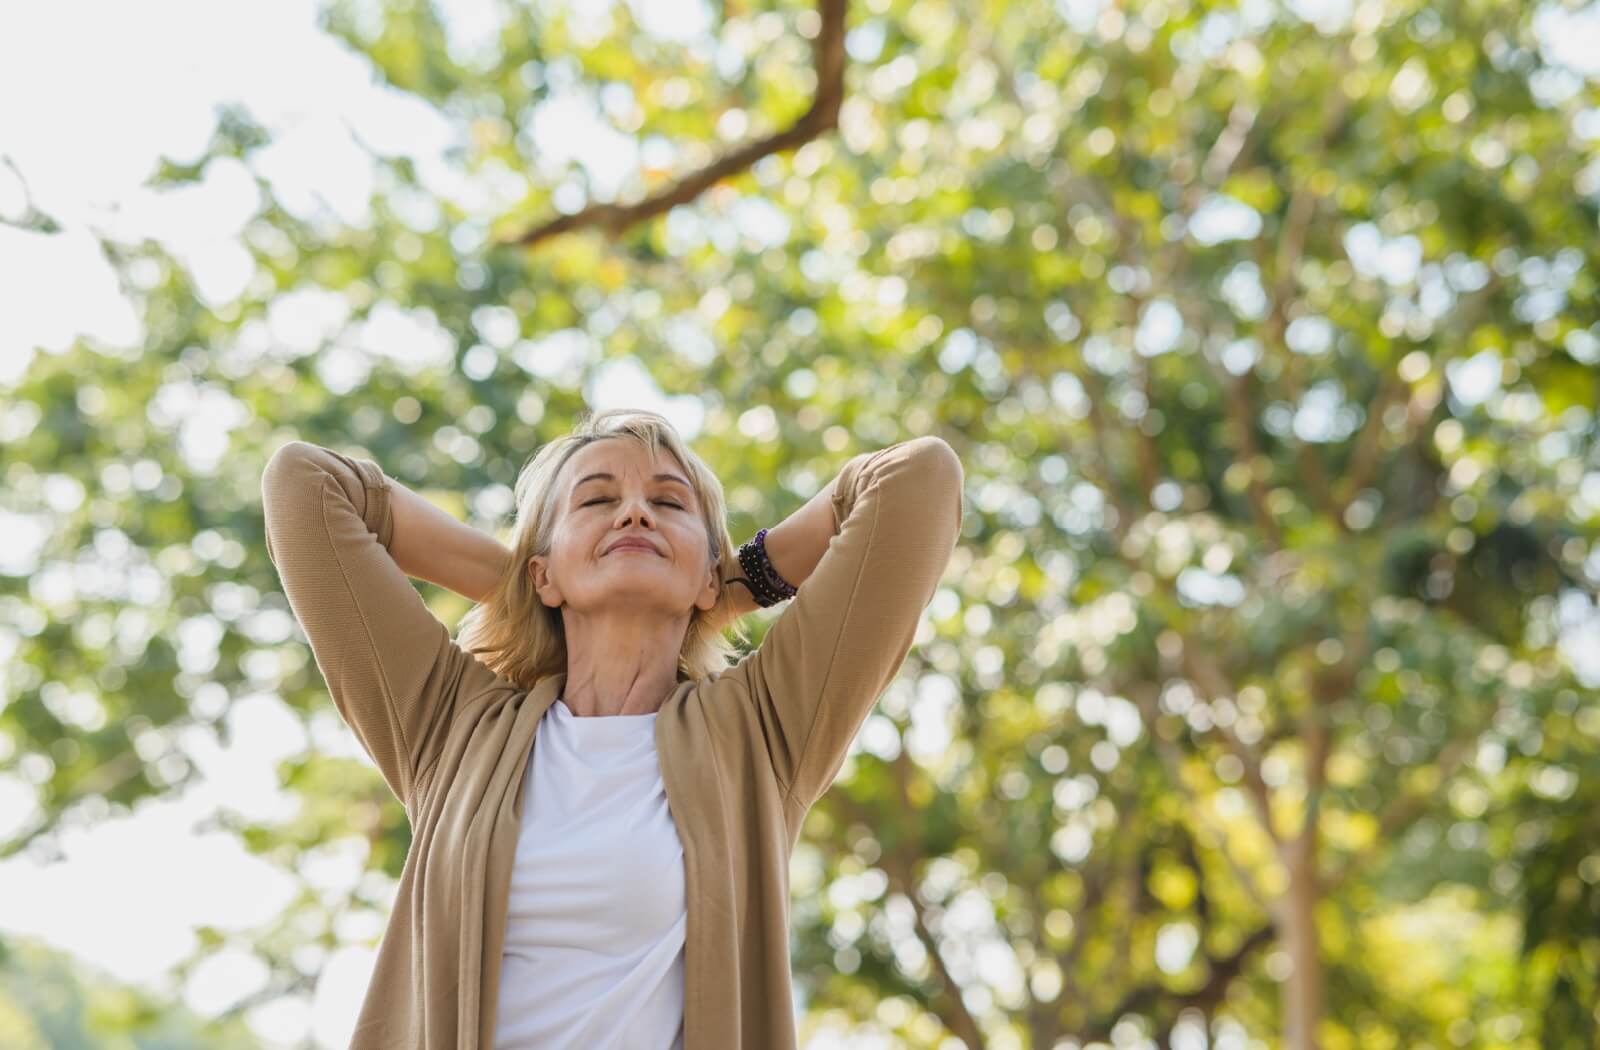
[{"left": 613, "top": 491, "right": 657, "bottom": 528}]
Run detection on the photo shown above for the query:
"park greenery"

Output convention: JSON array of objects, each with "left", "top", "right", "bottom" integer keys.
[{"left": 2, "top": 0, "right": 1598, "bottom": 1046}]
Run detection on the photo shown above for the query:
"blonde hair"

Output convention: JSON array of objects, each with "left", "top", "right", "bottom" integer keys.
[{"left": 456, "top": 408, "right": 751, "bottom": 690}]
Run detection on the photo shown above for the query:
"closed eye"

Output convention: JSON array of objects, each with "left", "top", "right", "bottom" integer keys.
[{"left": 582, "top": 498, "right": 685, "bottom": 509}]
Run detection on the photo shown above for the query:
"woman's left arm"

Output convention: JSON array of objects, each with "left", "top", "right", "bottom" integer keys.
[{"left": 720, "top": 437, "right": 964, "bottom": 811}]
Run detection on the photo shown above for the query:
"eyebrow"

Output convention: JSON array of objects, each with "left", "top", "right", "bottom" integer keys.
[{"left": 573, "top": 472, "right": 692, "bottom": 492}]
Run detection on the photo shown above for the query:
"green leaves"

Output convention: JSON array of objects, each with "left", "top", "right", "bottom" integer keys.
[{"left": 3, "top": 0, "right": 1598, "bottom": 1043}]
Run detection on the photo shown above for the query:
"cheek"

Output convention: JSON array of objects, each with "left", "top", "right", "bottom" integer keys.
[
  {"left": 557, "top": 521, "right": 598, "bottom": 556},
  {"left": 676, "top": 522, "right": 712, "bottom": 562},
  {"left": 546, "top": 530, "right": 590, "bottom": 580}
]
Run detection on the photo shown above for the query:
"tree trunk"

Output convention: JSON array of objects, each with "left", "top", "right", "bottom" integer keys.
[{"left": 1280, "top": 842, "right": 1324, "bottom": 1050}]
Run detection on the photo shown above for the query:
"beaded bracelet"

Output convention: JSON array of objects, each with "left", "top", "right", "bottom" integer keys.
[{"left": 727, "top": 527, "right": 798, "bottom": 608}]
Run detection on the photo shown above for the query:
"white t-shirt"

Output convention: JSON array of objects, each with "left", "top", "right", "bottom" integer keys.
[{"left": 493, "top": 696, "right": 687, "bottom": 1050}]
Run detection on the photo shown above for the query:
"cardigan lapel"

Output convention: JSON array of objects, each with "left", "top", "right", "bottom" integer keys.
[{"left": 474, "top": 671, "right": 564, "bottom": 1049}]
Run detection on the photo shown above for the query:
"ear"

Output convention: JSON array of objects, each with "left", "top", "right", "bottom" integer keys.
[
  {"left": 528, "top": 554, "right": 563, "bottom": 609},
  {"left": 692, "top": 558, "right": 720, "bottom": 614}
]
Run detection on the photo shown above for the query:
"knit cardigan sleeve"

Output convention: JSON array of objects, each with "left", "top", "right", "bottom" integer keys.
[
  {"left": 260, "top": 440, "right": 490, "bottom": 811},
  {"left": 725, "top": 435, "right": 964, "bottom": 812}
]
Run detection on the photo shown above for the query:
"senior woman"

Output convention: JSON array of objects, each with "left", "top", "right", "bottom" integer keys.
[{"left": 259, "top": 407, "right": 964, "bottom": 1049}]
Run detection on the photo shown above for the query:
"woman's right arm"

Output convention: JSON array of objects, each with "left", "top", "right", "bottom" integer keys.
[
  {"left": 261, "top": 441, "right": 503, "bottom": 811},
  {"left": 386, "top": 480, "right": 513, "bottom": 605}
]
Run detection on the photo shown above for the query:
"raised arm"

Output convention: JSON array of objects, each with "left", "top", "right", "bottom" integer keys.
[
  {"left": 260, "top": 441, "right": 502, "bottom": 811},
  {"left": 723, "top": 436, "right": 964, "bottom": 812},
  {"left": 385, "top": 480, "right": 512, "bottom": 605}
]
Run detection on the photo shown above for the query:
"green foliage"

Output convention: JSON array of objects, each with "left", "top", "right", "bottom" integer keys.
[
  {"left": 2, "top": 0, "right": 1598, "bottom": 1044},
  {"left": 0, "top": 938, "right": 259, "bottom": 1049}
]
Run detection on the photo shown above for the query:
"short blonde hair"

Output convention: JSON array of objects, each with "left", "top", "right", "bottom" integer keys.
[{"left": 456, "top": 408, "right": 750, "bottom": 690}]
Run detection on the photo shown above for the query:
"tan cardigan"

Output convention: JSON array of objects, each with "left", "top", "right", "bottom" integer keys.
[{"left": 260, "top": 435, "right": 964, "bottom": 1049}]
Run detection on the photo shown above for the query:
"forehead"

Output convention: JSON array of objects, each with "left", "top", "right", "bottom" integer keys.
[{"left": 565, "top": 438, "right": 688, "bottom": 487}]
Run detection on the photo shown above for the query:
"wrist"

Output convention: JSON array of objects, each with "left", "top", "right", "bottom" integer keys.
[{"left": 723, "top": 578, "right": 763, "bottom": 618}]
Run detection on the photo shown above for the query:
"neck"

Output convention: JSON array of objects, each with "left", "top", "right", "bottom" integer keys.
[{"left": 558, "top": 608, "right": 688, "bottom": 717}]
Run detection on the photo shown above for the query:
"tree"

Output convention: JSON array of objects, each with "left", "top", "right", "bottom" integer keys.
[
  {"left": 0, "top": 936, "right": 259, "bottom": 1049},
  {"left": 2, "top": 0, "right": 1596, "bottom": 1045}
]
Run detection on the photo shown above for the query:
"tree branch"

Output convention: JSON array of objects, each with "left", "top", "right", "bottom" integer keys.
[
  {"left": 1057, "top": 859, "right": 1114, "bottom": 1001},
  {"left": 1333, "top": 370, "right": 1408, "bottom": 511},
  {"left": 1078, "top": 923, "right": 1276, "bottom": 1041},
  {"left": 891, "top": 864, "right": 988, "bottom": 1049},
  {"left": 1134, "top": 688, "right": 1279, "bottom": 917},
  {"left": 1220, "top": 368, "right": 1283, "bottom": 548},
  {"left": 1177, "top": 638, "right": 1281, "bottom": 849},
  {"left": 1299, "top": 612, "right": 1369, "bottom": 851},
  {"left": 1201, "top": 102, "right": 1260, "bottom": 187},
  {"left": 1076, "top": 367, "right": 1142, "bottom": 543},
  {"left": 825, "top": 782, "right": 986, "bottom": 1047},
  {"left": 1336, "top": 276, "right": 1503, "bottom": 521},
  {"left": 889, "top": 755, "right": 988, "bottom": 1048},
  {"left": 1319, "top": 736, "right": 1476, "bottom": 896},
  {"left": 1253, "top": 88, "right": 1353, "bottom": 523},
  {"left": 1256, "top": 192, "right": 1338, "bottom": 521},
  {"left": 497, "top": 0, "right": 849, "bottom": 249}
]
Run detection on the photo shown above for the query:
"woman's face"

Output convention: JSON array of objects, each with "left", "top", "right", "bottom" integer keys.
[{"left": 528, "top": 437, "right": 719, "bottom": 622}]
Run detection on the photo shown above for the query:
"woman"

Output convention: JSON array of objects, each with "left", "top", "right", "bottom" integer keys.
[{"left": 260, "top": 408, "right": 964, "bottom": 1049}]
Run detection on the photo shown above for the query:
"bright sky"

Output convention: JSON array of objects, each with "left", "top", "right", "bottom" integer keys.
[{"left": 1, "top": 0, "right": 1598, "bottom": 1046}]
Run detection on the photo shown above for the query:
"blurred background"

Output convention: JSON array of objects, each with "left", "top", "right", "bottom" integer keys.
[{"left": 2, "top": 0, "right": 1599, "bottom": 1046}]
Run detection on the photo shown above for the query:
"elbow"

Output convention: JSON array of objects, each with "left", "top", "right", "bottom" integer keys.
[
  {"left": 897, "top": 436, "right": 965, "bottom": 539},
  {"left": 262, "top": 441, "right": 390, "bottom": 547},
  {"left": 260, "top": 442, "right": 318, "bottom": 566},
  {"left": 833, "top": 436, "right": 967, "bottom": 545},
  {"left": 261, "top": 441, "right": 341, "bottom": 522},
  {"left": 911, "top": 435, "right": 963, "bottom": 487},
  {"left": 912, "top": 435, "right": 964, "bottom": 514},
  {"left": 262, "top": 440, "right": 320, "bottom": 487},
  {"left": 263, "top": 441, "right": 358, "bottom": 500}
]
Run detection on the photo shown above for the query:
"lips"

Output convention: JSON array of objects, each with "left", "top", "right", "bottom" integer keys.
[{"left": 605, "top": 537, "right": 661, "bottom": 556}]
